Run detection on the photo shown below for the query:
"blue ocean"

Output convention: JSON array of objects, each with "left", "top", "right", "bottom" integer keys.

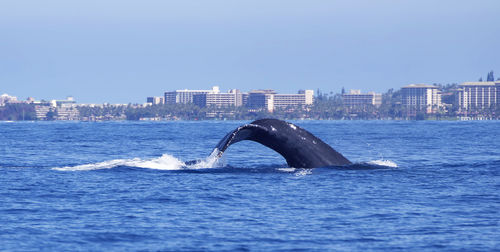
[{"left": 1, "top": 120, "right": 499, "bottom": 251}]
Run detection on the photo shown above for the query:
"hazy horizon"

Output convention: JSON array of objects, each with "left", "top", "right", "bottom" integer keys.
[{"left": 1, "top": 0, "right": 500, "bottom": 103}]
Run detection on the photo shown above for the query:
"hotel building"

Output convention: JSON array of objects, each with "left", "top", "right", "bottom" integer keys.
[
  {"left": 160, "top": 87, "right": 314, "bottom": 112},
  {"left": 164, "top": 86, "right": 220, "bottom": 104},
  {"left": 456, "top": 82, "right": 499, "bottom": 111},
  {"left": 273, "top": 90, "right": 314, "bottom": 109},
  {"left": 401, "top": 84, "right": 442, "bottom": 114},
  {"left": 246, "top": 89, "right": 314, "bottom": 112},
  {"left": 146, "top": 96, "right": 164, "bottom": 105},
  {"left": 246, "top": 90, "right": 276, "bottom": 112},
  {"left": 342, "top": 90, "right": 382, "bottom": 107},
  {"left": 193, "top": 89, "right": 243, "bottom": 107}
]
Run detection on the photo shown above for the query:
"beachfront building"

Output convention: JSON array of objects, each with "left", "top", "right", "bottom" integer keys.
[
  {"left": 51, "top": 96, "right": 76, "bottom": 107},
  {"left": 342, "top": 90, "right": 382, "bottom": 107},
  {"left": 162, "top": 86, "right": 313, "bottom": 112},
  {"left": 34, "top": 104, "right": 52, "bottom": 120},
  {"left": 246, "top": 89, "right": 314, "bottom": 112},
  {"left": 56, "top": 104, "right": 80, "bottom": 120},
  {"left": 456, "top": 82, "right": 499, "bottom": 111},
  {"left": 246, "top": 90, "right": 276, "bottom": 112},
  {"left": 273, "top": 90, "right": 314, "bottom": 109},
  {"left": 164, "top": 86, "right": 220, "bottom": 104},
  {"left": 32, "top": 97, "right": 79, "bottom": 120},
  {"left": 146, "top": 96, "right": 164, "bottom": 105},
  {"left": 193, "top": 89, "right": 243, "bottom": 107},
  {"left": 401, "top": 84, "right": 442, "bottom": 114}
]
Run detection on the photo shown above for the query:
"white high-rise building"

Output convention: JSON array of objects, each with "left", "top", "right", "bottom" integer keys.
[
  {"left": 401, "top": 84, "right": 442, "bottom": 114},
  {"left": 193, "top": 89, "right": 243, "bottom": 107},
  {"left": 246, "top": 89, "right": 314, "bottom": 112},
  {"left": 273, "top": 90, "right": 314, "bottom": 109},
  {"left": 146, "top": 96, "right": 164, "bottom": 105},
  {"left": 163, "top": 86, "right": 314, "bottom": 112},
  {"left": 457, "top": 82, "right": 499, "bottom": 111},
  {"left": 342, "top": 90, "right": 382, "bottom": 107},
  {"left": 164, "top": 86, "right": 220, "bottom": 104}
]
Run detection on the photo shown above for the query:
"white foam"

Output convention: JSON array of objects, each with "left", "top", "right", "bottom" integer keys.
[
  {"left": 367, "top": 159, "right": 398, "bottom": 168},
  {"left": 277, "top": 167, "right": 312, "bottom": 176},
  {"left": 295, "top": 168, "right": 312, "bottom": 176},
  {"left": 185, "top": 149, "right": 225, "bottom": 169},
  {"left": 277, "top": 167, "right": 297, "bottom": 172},
  {"left": 52, "top": 152, "right": 223, "bottom": 171}
]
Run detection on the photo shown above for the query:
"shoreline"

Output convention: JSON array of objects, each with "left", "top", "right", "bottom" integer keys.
[{"left": 1, "top": 117, "right": 499, "bottom": 122}]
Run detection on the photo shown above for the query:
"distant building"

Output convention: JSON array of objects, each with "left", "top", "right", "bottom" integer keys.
[
  {"left": 164, "top": 86, "right": 220, "bottom": 104},
  {"left": 193, "top": 89, "right": 243, "bottom": 107},
  {"left": 342, "top": 90, "right": 382, "bottom": 107},
  {"left": 33, "top": 97, "right": 79, "bottom": 120},
  {"left": 162, "top": 86, "right": 313, "bottom": 112},
  {"left": 246, "top": 90, "right": 276, "bottom": 112},
  {"left": 34, "top": 105, "right": 52, "bottom": 120},
  {"left": 231, "top": 89, "right": 244, "bottom": 107},
  {"left": 246, "top": 89, "right": 314, "bottom": 112},
  {"left": 242, "top": 93, "right": 249, "bottom": 106},
  {"left": 456, "top": 82, "right": 499, "bottom": 111},
  {"left": 56, "top": 104, "right": 80, "bottom": 120},
  {"left": 401, "top": 84, "right": 442, "bottom": 114},
  {"left": 147, "top": 96, "right": 164, "bottom": 105},
  {"left": 51, "top": 97, "right": 76, "bottom": 107},
  {"left": 273, "top": 90, "right": 314, "bottom": 109}
]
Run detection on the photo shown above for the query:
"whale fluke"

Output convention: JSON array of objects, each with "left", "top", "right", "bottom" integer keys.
[{"left": 212, "top": 119, "right": 351, "bottom": 168}]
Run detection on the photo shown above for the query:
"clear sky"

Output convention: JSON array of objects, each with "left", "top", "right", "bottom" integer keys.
[{"left": 1, "top": 0, "right": 499, "bottom": 103}]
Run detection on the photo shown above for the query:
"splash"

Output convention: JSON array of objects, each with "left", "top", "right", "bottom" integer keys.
[
  {"left": 295, "top": 169, "right": 312, "bottom": 177},
  {"left": 52, "top": 152, "right": 223, "bottom": 171},
  {"left": 276, "top": 167, "right": 313, "bottom": 177},
  {"left": 366, "top": 159, "right": 398, "bottom": 168},
  {"left": 184, "top": 149, "right": 225, "bottom": 169},
  {"left": 277, "top": 168, "right": 297, "bottom": 172}
]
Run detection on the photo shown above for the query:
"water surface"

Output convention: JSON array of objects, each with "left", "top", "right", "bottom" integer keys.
[{"left": 1, "top": 120, "right": 499, "bottom": 251}]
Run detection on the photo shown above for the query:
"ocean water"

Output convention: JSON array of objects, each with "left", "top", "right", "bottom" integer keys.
[{"left": 0, "top": 120, "right": 499, "bottom": 251}]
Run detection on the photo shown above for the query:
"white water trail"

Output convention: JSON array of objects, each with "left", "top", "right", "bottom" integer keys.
[
  {"left": 52, "top": 150, "right": 224, "bottom": 171},
  {"left": 366, "top": 159, "right": 398, "bottom": 168},
  {"left": 294, "top": 169, "right": 312, "bottom": 177},
  {"left": 277, "top": 168, "right": 297, "bottom": 172}
]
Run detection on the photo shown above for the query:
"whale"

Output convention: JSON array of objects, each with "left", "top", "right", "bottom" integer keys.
[{"left": 206, "top": 118, "right": 351, "bottom": 168}]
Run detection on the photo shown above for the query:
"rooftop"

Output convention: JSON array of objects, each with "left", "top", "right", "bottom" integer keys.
[
  {"left": 249, "top": 89, "right": 276, "bottom": 94},
  {"left": 343, "top": 89, "right": 379, "bottom": 95},
  {"left": 402, "top": 84, "right": 438, "bottom": 89},
  {"left": 460, "top": 81, "right": 499, "bottom": 86},
  {"left": 171, "top": 86, "right": 220, "bottom": 93}
]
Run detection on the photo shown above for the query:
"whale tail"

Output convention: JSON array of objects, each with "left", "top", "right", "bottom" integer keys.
[{"left": 206, "top": 119, "right": 351, "bottom": 168}]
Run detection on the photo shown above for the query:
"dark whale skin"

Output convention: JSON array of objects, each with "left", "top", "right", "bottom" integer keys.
[{"left": 214, "top": 118, "right": 351, "bottom": 168}]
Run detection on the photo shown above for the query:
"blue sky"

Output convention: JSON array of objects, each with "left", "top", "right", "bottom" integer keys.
[{"left": 1, "top": 0, "right": 499, "bottom": 103}]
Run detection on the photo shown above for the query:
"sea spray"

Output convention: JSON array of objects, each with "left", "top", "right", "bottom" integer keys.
[
  {"left": 53, "top": 151, "right": 223, "bottom": 171},
  {"left": 184, "top": 148, "right": 225, "bottom": 169},
  {"left": 366, "top": 159, "right": 398, "bottom": 168}
]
